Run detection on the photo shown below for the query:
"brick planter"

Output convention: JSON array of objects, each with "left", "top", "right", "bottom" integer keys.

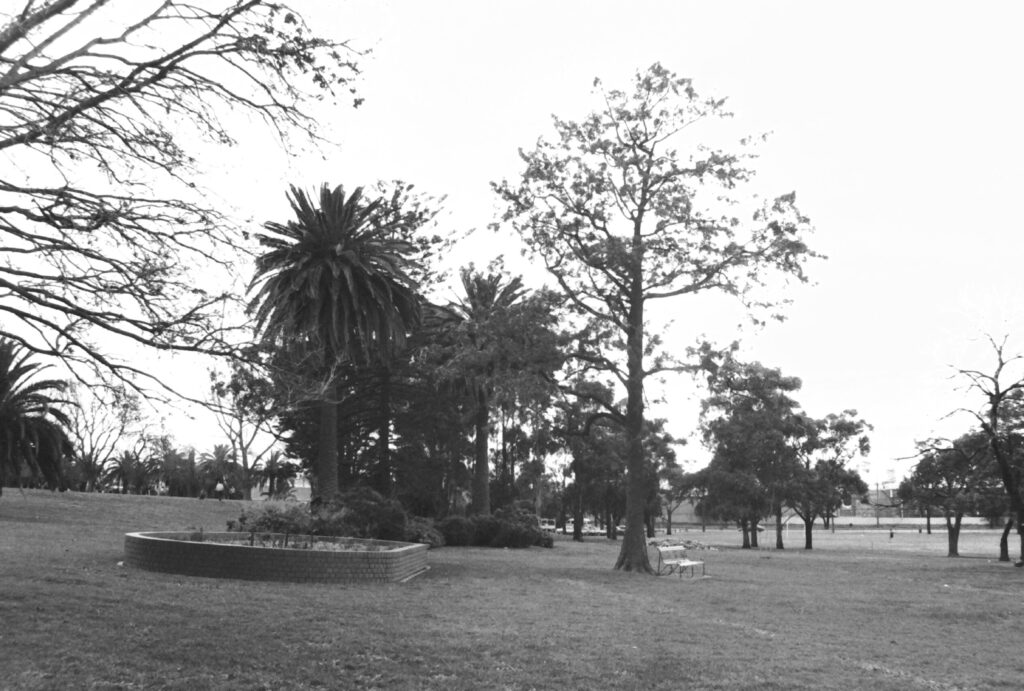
[{"left": 124, "top": 531, "right": 428, "bottom": 583}]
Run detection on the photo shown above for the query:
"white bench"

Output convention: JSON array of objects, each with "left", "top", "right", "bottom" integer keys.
[{"left": 655, "top": 544, "right": 706, "bottom": 579}]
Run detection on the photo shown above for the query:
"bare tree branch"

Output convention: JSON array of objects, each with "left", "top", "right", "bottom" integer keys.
[{"left": 0, "top": 0, "right": 363, "bottom": 393}]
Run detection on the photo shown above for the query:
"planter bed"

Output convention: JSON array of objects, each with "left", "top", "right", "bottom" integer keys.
[{"left": 124, "top": 531, "right": 428, "bottom": 583}]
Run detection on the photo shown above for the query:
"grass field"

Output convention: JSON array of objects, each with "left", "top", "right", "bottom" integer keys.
[{"left": 2, "top": 490, "right": 1022, "bottom": 690}]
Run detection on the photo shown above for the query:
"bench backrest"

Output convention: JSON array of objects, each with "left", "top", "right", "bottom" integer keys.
[{"left": 656, "top": 545, "right": 688, "bottom": 559}]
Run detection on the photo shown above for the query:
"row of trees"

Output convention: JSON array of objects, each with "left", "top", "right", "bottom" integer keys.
[
  {"left": 664, "top": 357, "right": 871, "bottom": 550},
  {"left": 1, "top": 2, "right": 819, "bottom": 573},
  {"left": 0, "top": 344, "right": 300, "bottom": 499}
]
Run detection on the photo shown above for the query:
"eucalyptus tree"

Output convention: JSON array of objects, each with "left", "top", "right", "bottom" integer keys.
[
  {"left": 65, "top": 385, "right": 142, "bottom": 492},
  {"left": 0, "top": 339, "right": 72, "bottom": 495},
  {"left": 788, "top": 411, "right": 871, "bottom": 549},
  {"left": 954, "top": 336, "right": 1024, "bottom": 564},
  {"left": 494, "top": 63, "right": 817, "bottom": 572},
  {"left": 902, "top": 432, "right": 995, "bottom": 557},
  {"left": 700, "top": 359, "right": 804, "bottom": 549},
  {"left": 249, "top": 184, "right": 421, "bottom": 500},
  {"left": 209, "top": 353, "right": 281, "bottom": 500},
  {"left": 0, "top": 1, "right": 362, "bottom": 390}
]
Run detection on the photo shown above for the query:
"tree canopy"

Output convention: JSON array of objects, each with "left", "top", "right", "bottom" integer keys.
[{"left": 494, "top": 63, "right": 818, "bottom": 571}]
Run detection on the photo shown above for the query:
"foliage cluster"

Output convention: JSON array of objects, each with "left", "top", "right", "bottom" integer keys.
[
  {"left": 438, "top": 507, "right": 553, "bottom": 548},
  {"left": 678, "top": 355, "right": 871, "bottom": 550},
  {"left": 230, "top": 488, "right": 409, "bottom": 541}
]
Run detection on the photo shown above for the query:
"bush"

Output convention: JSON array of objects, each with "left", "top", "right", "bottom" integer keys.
[
  {"left": 404, "top": 516, "right": 444, "bottom": 547},
  {"left": 436, "top": 509, "right": 552, "bottom": 549},
  {"left": 229, "top": 502, "right": 312, "bottom": 535},
  {"left": 470, "top": 515, "right": 502, "bottom": 546},
  {"left": 437, "top": 515, "right": 474, "bottom": 546},
  {"left": 229, "top": 487, "right": 409, "bottom": 542},
  {"left": 313, "top": 487, "right": 407, "bottom": 541},
  {"left": 491, "top": 506, "right": 551, "bottom": 548}
]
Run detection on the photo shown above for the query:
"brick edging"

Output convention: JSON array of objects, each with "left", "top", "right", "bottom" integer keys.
[{"left": 123, "top": 531, "right": 428, "bottom": 583}]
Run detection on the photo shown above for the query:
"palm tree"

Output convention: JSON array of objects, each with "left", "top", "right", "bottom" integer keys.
[
  {"left": 198, "top": 443, "right": 243, "bottom": 496},
  {"left": 0, "top": 339, "right": 72, "bottom": 496},
  {"left": 431, "top": 268, "right": 528, "bottom": 515},
  {"left": 103, "top": 448, "right": 158, "bottom": 495},
  {"left": 255, "top": 449, "right": 299, "bottom": 499},
  {"left": 248, "top": 184, "right": 420, "bottom": 500}
]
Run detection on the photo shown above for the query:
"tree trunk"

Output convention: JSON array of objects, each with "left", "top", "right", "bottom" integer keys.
[
  {"left": 1000, "top": 518, "right": 1014, "bottom": 562},
  {"left": 666, "top": 505, "right": 673, "bottom": 536},
  {"left": 750, "top": 519, "right": 760, "bottom": 549},
  {"left": 946, "top": 511, "right": 962, "bottom": 557},
  {"left": 804, "top": 515, "right": 814, "bottom": 550},
  {"left": 471, "top": 386, "right": 491, "bottom": 515},
  {"left": 774, "top": 504, "right": 784, "bottom": 550},
  {"left": 373, "top": 366, "right": 392, "bottom": 495},
  {"left": 315, "top": 393, "right": 339, "bottom": 502},
  {"left": 740, "top": 519, "right": 751, "bottom": 549},
  {"left": 986, "top": 406, "right": 1024, "bottom": 564},
  {"left": 613, "top": 259, "right": 653, "bottom": 573},
  {"left": 573, "top": 488, "right": 583, "bottom": 542}
]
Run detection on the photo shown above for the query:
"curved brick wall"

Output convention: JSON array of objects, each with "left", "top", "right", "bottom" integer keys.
[{"left": 124, "top": 532, "right": 428, "bottom": 583}]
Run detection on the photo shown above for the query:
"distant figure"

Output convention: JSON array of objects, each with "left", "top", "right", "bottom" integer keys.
[
  {"left": 889, "top": 529, "right": 894, "bottom": 540},
  {"left": 214, "top": 479, "right": 225, "bottom": 502}
]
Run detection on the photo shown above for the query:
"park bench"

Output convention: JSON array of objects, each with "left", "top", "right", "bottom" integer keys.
[{"left": 655, "top": 544, "right": 706, "bottom": 579}]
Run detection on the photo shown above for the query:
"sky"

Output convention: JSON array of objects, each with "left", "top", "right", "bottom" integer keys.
[{"left": 171, "top": 0, "right": 1024, "bottom": 485}]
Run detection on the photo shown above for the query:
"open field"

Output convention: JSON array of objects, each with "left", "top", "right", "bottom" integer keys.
[{"left": 2, "top": 491, "right": 1022, "bottom": 690}]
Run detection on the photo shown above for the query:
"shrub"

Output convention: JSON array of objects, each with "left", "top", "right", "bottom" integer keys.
[
  {"left": 492, "top": 506, "right": 551, "bottom": 549},
  {"left": 404, "top": 516, "right": 444, "bottom": 547},
  {"left": 229, "top": 502, "right": 312, "bottom": 535},
  {"left": 313, "top": 487, "right": 407, "bottom": 541},
  {"left": 437, "top": 515, "right": 474, "bottom": 546},
  {"left": 470, "top": 515, "right": 502, "bottom": 546}
]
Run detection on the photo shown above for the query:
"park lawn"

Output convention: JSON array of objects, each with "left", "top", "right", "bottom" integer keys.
[{"left": 2, "top": 491, "right": 1022, "bottom": 690}]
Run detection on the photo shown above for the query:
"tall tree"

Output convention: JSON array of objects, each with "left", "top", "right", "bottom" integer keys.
[
  {"left": 494, "top": 64, "right": 817, "bottom": 572},
  {"left": 249, "top": 184, "right": 421, "bottom": 501},
  {"left": 955, "top": 336, "right": 1024, "bottom": 564},
  {"left": 0, "top": 1, "right": 361, "bottom": 388},
  {"left": 65, "top": 385, "right": 142, "bottom": 492},
  {"left": 426, "top": 266, "right": 563, "bottom": 515},
  {"left": 0, "top": 339, "right": 72, "bottom": 495},
  {"left": 209, "top": 353, "right": 281, "bottom": 500}
]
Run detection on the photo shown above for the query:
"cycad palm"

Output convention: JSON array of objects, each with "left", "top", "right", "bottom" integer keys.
[
  {"left": 0, "top": 339, "right": 72, "bottom": 496},
  {"left": 249, "top": 184, "right": 420, "bottom": 499}
]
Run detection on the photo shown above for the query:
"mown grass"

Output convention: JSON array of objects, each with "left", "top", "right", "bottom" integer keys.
[{"left": 2, "top": 490, "right": 1022, "bottom": 690}]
